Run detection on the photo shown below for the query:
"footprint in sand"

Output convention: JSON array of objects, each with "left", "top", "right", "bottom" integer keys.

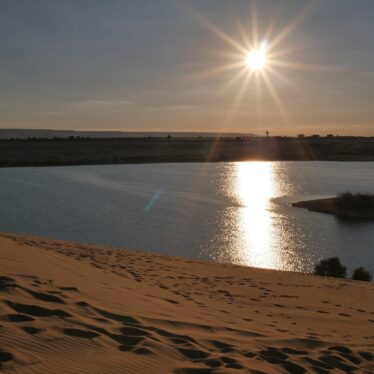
[
  {"left": 258, "top": 347, "right": 289, "bottom": 364},
  {"left": 4, "top": 301, "right": 71, "bottom": 318},
  {"left": 63, "top": 328, "right": 100, "bottom": 339},
  {"left": 27, "top": 289, "right": 65, "bottom": 304},
  {"left": 20, "top": 326, "right": 44, "bottom": 335},
  {"left": 132, "top": 347, "right": 153, "bottom": 355},
  {"left": 281, "top": 347, "right": 308, "bottom": 355},
  {"left": 209, "top": 340, "right": 235, "bottom": 353},
  {"left": 93, "top": 307, "right": 139, "bottom": 324},
  {"left": 220, "top": 356, "right": 244, "bottom": 369},
  {"left": 359, "top": 351, "right": 373, "bottom": 361},
  {"left": 0, "top": 276, "right": 16, "bottom": 291},
  {"left": 120, "top": 326, "right": 152, "bottom": 337},
  {"left": 178, "top": 347, "right": 210, "bottom": 360},
  {"left": 59, "top": 286, "right": 79, "bottom": 292},
  {"left": 169, "top": 337, "right": 194, "bottom": 346},
  {"left": 318, "top": 354, "right": 355, "bottom": 372},
  {"left": 117, "top": 336, "right": 146, "bottom": 351},
  {"left": 0, "top": 351, "right": 14, "bottom": 364},
  {"left": 163, "top": 298, "right": 180, "bottom": 305},
  {"left": 0, "top": 313, "right": 34, "bottom": 322},
  {"left": 258, "top": 347, "right": 308, "bottom": 373}
]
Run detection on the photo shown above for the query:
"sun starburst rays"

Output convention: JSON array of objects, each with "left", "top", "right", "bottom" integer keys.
[
  {"left": 203, "top": 24, "right": 293, "bottom": 127},
  {"left": 181, "top": 0, "right": 323, "bottom": 132}
]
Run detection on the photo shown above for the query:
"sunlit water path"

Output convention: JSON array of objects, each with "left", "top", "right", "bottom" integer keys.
[{"left": 0, "top": 162, "right": 373, "bottom": 273}]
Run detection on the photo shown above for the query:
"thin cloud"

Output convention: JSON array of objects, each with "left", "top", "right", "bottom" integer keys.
[
  {"left": 144, "top": 104, "right": 198, "bottom": 111},
  {"left": 76, "top": 98, "right": 134, "bottom": 107}
]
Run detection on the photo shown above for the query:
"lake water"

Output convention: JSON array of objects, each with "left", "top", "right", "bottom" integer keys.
[{"left": 0, "top": 162, "right": 373, "bottom": 274}]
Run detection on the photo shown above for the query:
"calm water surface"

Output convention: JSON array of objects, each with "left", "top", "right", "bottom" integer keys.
[{"left": 0, "top": 162, "right": 373, "bottom": 273}]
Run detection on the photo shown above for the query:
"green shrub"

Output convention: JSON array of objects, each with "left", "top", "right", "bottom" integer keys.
[
  {"left": 352, "top": 267, "right": 372, "bottom": 282},
  {"left": 314, "top": 257, "right": 347, "bottom": 278}
]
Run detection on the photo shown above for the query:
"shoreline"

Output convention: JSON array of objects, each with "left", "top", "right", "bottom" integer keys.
[
  {"left": 0, "top": 232, "right": 308, "bottom": 276},
  {"left": 292, "top": 197, "right": 374, "bottom": 220},
  {"left": 0, "top": 158, "right": 373, "bottom": 170},
  {"left": 292, "top": 198, "right": 338, "bottom": 215},
  {"left": 0, "top": 232, "right": 373, "bottom": 373}
]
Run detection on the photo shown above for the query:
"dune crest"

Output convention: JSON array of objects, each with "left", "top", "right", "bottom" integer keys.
[{"left": 0, "top": 233, "right": 373, "bottom": 373}]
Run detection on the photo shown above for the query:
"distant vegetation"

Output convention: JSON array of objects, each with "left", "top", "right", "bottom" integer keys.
[
  {"left": 1, "top": 136, "right": 374, "bottom": 168},
  {"left": 293, "top": 193, "right": 374, "bottom": 221},
  {"left": 336, "top": 192, "right": 374, "bottom": 211},
  {"left": 314, "top": 257, "right": 372, "bottom": 282},
  {"left": 333, "top": 193, "right": 374, "bottom": 220}
]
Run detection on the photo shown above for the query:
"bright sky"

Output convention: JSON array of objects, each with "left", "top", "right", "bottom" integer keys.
[{"left": 1, "top": 0, "right": 374, "bottom": 135}]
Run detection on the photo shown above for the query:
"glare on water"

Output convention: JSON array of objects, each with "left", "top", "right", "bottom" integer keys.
[{"left": 235, "top": 162, "right": 281, "bottom": 269}]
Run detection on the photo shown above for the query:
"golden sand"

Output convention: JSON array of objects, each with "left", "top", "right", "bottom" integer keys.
[{"left": 0, "top": 233, "right": 373, "bottom": 373}]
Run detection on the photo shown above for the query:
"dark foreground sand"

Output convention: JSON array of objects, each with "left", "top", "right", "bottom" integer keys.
[{"left": 0, "top": 233, "right": 373, "bottom": 373}]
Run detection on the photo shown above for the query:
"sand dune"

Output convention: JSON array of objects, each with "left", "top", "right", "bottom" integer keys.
[{"left": 0, "top": 233, "right": 373, "bottom": 373}]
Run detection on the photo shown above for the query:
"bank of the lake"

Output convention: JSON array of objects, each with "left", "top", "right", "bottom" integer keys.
[{"left": 293, "top": 194, "right": 374, "bottom": 221}]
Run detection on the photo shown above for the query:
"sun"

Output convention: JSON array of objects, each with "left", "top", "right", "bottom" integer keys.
[
  {"left": 186, "top": 1, "right": 324, "bottom": 126},
  {"left": 246, "top": 48, "right": 267, "bottom": 71}
]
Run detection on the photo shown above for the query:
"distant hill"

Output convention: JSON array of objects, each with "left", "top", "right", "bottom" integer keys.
[{"left": 0, "top": 129, "right": 256, "bottom": 139}]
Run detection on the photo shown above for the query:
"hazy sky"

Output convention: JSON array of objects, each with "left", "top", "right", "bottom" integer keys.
[{"left": 1, "top": 0, "right": 374, "bottom": 135}]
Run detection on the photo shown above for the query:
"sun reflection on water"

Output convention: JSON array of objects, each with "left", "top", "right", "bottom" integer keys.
[{"left": 235, "top": 162, "right": 281, "bottom": 269}]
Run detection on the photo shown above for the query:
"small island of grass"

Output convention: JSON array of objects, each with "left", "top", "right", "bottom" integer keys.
[{"left": 292, "top": 192, "right": 374, "bottom": 220}]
